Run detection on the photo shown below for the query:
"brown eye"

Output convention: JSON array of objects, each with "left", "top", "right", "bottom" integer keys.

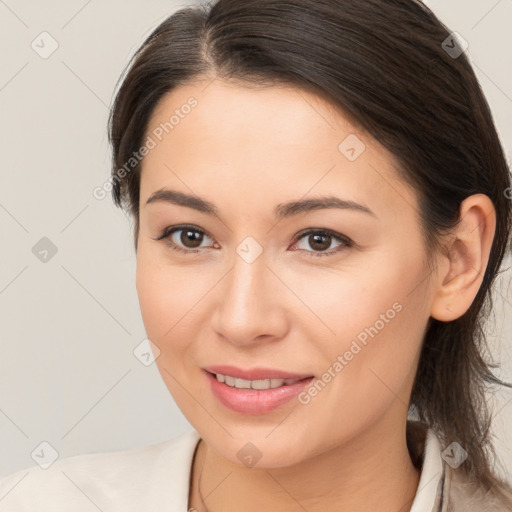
[
  {"left": 292, "top": 229, "right": 353, "bottom": 257},
  {"left": 154, "top": 225, "right": 216, "bottom": 254},
  {"left": 308, "top": 233, "right": 332, "bottom": 251},
  {"left": 178, "top": 229, "right": 204, "bottom": 248}
]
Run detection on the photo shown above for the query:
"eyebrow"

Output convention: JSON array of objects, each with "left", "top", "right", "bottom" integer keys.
[{"left": 145, "top": 188, "right": 377, "bottom": 219}]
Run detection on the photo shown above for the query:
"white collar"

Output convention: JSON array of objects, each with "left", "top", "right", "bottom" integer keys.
[
  {"left": 409, "top": 429, "right": 444, "bottom": 512},
  {"left": 168, "top": 428, "right": 443, "bottom": 512}
]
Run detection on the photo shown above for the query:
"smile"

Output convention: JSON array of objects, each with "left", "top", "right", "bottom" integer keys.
[
  {"left": 214, "top": 372, "right": 309, "bottom": 390},
  {"left": 204, "top": 370, "right": 315, "bottom": 415}
]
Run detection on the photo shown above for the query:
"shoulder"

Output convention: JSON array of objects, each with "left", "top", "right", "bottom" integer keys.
[
  {"left": 406, "top": 420, "right": 512, "bottom": 512},
  {"left": 444, "top": 466, "right": 512, "bottom": 512},
  {"left": 0, "top": 430, "right": 200, "bottom": 511}
]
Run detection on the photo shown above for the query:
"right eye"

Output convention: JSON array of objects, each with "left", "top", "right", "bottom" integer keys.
[{"left": 153, "top": 224, "right": 218, "bottom": 254}]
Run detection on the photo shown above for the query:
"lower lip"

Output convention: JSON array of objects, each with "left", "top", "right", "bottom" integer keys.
[{"left": 204, "top": 370, "right": 314, "bottom": 415}]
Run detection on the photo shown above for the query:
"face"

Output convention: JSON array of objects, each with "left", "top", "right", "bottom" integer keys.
[{"left": 136, "top": 79, "right": 438, "bottom": 467}]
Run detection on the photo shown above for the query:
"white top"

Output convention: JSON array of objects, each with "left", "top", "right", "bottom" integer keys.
[
  {"left": 0, "top": 428, "right": 443, "bottom": 511},
  {"left": 410, "top": 429, "right": 444, "bottom": 512}
]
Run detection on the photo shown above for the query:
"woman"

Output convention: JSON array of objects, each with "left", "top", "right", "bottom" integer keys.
[{"left": 1, "top": 0, "right": 511, "bottom": 510}]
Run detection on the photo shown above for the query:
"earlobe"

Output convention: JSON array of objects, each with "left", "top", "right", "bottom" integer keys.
[{"left": 430, "top": 194, "right": 496, "bottom": 322}]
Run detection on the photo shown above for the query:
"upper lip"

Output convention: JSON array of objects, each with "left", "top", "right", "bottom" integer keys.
[{"left": 203, "top": 365, "right": 314, "bottom": 381}]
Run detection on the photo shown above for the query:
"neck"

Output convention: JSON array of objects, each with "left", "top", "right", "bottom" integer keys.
[{"left": 189, "top": 414, "right": 422, "bottom": 512}]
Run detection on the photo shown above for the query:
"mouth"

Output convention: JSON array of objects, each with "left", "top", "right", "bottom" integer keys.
[
  {"left": 206, "top": 370, "right": 312, "bottom": 390},
  {"left": 202, "top": 368, "right": 315, "bottom": 415},
  {"left": 202, "top": 364, "right": 314, "bottom": 382}
]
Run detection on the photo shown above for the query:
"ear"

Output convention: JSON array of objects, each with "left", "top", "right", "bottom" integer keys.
[{"left": 430, "top": 194, "right": 496, "bottom": 322}]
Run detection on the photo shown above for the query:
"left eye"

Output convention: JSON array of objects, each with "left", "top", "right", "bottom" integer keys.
[
  {"left": 154, "top": 225, "right": 353, "bottom": 257},
  {"left": 291, "top": 229, "right": 353, "bottom": 257}
]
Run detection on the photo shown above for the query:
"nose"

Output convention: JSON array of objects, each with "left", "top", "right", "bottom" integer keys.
[{"left": 210, "top": 247, "right": 289, "bottom": 346}]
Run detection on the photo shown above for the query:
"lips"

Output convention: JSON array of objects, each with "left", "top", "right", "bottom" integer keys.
[
  {"left": 203, "top": 365, "right": 314, "bottom": 381},
  {"left": 204, "top": 370, "right": 315, "bottom": 414}
]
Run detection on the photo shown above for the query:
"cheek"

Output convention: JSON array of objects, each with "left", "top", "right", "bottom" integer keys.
[
  {"left": 136, "top": 257, "right": 174, "bottom": 341},
  {"left": 135, "top": 261, "right": 179, "bottom": 376},
  {"left": 135, "top": 248, "right": 205, "bottom": 342},
  {"left": 288, "top": 250, "right": 428, "bottom": 390},
  {"left": 279, "top": 255, "right": 416, "bottom": 340},
  {"left": 135, "top": 252, "right": 207, "bottom": 410}
]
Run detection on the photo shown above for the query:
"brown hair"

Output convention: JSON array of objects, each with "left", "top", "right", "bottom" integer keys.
[{"left": 108, "top": 0, "right": 512, "bottom": 503}]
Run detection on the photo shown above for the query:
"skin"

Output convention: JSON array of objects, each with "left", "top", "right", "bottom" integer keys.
[{"left": 135, "top": 78, "right": 496, "bottom": 511}]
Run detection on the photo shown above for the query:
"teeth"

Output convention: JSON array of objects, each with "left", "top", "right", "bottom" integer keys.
[{"left": 215, "top": 373, "right": 302, "bottom": 390}]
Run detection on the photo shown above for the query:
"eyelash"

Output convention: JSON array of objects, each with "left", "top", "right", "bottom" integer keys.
[{"left": 153, "top": 224, "right": 354, "bottom": 258}]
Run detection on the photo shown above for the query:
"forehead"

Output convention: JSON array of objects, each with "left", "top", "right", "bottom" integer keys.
[{"left": 139, "top": 79, "right": 419, "bottom": 224}]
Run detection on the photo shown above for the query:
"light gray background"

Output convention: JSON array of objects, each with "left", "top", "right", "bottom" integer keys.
[{"left": 0, "top": 0, "right": 511, "bottom": 480}]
